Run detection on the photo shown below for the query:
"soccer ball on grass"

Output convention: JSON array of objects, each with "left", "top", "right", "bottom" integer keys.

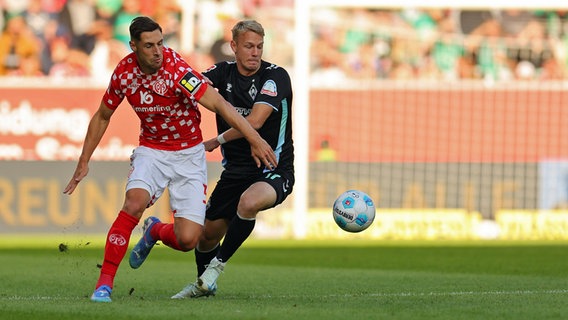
[{"left": 332, "top": 190, "right": 375, "bottom": 233}]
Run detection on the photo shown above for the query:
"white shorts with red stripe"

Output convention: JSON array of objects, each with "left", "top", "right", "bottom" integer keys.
[{"left": 126, "top": 144, "right": 207, "bottom": 225}]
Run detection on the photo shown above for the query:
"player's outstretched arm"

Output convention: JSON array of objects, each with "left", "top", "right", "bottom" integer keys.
[
  {"left": 64, "top": 102, "right": 114, "bottom": 195},
  {"left": 203, "top": 102, "right": 273, "bottom": 152},
  {"left": 199, "top": 86, "right": 277, "bottom": 169}
]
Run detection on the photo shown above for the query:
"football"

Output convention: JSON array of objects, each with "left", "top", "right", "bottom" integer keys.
[{"left": 332, "top": 190, "right": 376, "bottom": 233}]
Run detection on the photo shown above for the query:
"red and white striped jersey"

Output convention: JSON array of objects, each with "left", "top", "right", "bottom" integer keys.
[{"left": 103, "top": 47, "right": 208, "bottom": 151}]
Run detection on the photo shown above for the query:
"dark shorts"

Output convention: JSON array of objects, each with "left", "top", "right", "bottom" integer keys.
[{"left": 205, "top": 168, "right": 294, "bottom": 221}]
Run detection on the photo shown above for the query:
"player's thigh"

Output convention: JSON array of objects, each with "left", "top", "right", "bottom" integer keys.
[
  {"left": 239, "top": 169, "right": 294, "bottom": 215},
  {"left": 206, "top": 174, "right": 250, "bottom": 220},
  {"left": 238, "top": 181, "right": 277, "bottom": 215},
  {"left": 125, "top": 146, "right": 170, "bottom": 207},
  {"left": 169, "top": 144, "right": 207, "bottom": 225}
]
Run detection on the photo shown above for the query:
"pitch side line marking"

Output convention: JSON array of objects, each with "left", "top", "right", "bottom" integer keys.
[
  {"left": 341, "top": 289, "right": 568, "bottom": 298},
  {"left": 2, "top": 289, "right": 568, "bottom": 301},
  {"left": 247, "top": 289, "right": 568, "bottom": 299}
]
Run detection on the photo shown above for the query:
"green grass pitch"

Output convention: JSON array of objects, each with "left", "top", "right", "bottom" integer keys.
[{"left": 1, "top": 236, "right": 568, "bottom": 320}]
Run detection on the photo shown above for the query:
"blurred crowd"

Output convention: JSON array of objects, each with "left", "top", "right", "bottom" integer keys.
[
  {"left": 311, "top": 8, "right": 568, "bottom": 83},
  {"left": 1, "top": 1, "right": 567, "bottom": 82},
  {"left": 0, "top": 0, "right": 293, "bottom": 81}
]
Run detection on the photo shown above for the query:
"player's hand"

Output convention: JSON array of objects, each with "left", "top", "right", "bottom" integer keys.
[
  {"left": 203, "top": 137, "right": 220, "bottom": 152},
  {"left": 250, "top": 138, "right": 277, "bottom": 169},
  {"left": 63, "top": 162, "right": 89, "bottom": 195}
]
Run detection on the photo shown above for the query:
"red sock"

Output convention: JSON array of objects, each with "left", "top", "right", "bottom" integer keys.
[
  {"left": 151, "top": 222, "right": 187, "bottom": 251},
  {"left": 95, "top": 211, "right": 139, "bottom": 289}
]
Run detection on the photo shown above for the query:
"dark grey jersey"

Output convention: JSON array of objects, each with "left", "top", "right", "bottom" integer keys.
[{"left": 203, "top": 60, "right": 294, "bottom": 175}]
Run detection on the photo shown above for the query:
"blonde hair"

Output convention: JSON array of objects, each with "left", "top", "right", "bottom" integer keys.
[{"left": 231, "top": 20, "right": 265, "bottom": 42}]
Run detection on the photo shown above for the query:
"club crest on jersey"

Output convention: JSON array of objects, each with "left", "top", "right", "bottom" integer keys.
[
  {"left": 249, "top": 84, "right": 258, "bottom": 100},
  {"left": 260, "top": 80, "right": 277, "bottom": 97},
  {"left": 152, "top": 79, "right": 167, "bottom": 95},
  {"left": 179, "top": 70, "right": 202, "bottom": 95}
]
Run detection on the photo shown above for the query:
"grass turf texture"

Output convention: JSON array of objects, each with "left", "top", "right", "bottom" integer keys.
[{"left": 1, "top": 238, "right": 567, "bottom": 320}]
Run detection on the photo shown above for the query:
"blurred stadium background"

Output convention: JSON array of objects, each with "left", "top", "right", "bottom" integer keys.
[{"left": 1, "top": 0, "right": 568, "bottom": 240}]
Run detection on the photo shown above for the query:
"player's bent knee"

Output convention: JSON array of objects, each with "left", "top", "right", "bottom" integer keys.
[
  {"left": 177, "top": 234, "right": 199, "bottom": 251},
  {"left": 173, "top": 216, "right": 203, "bottom": 250},
  {"left": 237, "top": 196, "right": 262, "bottom": 217}
]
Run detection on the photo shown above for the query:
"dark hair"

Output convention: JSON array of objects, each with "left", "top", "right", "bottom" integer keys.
[{"left": 129, "top": 16, "right": 162, "bottom": 41}]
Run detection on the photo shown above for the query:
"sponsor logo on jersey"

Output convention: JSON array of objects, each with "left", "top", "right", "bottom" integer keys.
[
  {"left": 235, "top": 106, "right": 252, "bottom": 116},
  {"left": 133, "top": 105, "right": 171, "bottom": 113},
  {"left": 139, "top": 91, "right": 154, "bottom": 104},
  {"left": 260, "top": 80, "right": 277, "bottom": 97},
  {"left": 179, "top": 71, "right": 203, "bottom": 95}
]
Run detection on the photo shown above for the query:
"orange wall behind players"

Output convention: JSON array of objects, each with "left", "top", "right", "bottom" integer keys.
[{"left": 310, "top": 88, "right": 568, "bottom": 162}]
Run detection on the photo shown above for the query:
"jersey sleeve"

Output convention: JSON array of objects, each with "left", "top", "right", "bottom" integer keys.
[
  {"left": 170, "top": 50, "right": 207, "bottom": 101},
  {"left": 257, "top": 67, "right": 292, "bottom": 111},
  {"left": 101, "top": 67, "right": 126, "bottom": 110},
  {"left": 176, "top": 67, "right": 207, "bottom": 101},
  {"left": 202, "top": 62, "right": 225, "bottom": 87}
]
